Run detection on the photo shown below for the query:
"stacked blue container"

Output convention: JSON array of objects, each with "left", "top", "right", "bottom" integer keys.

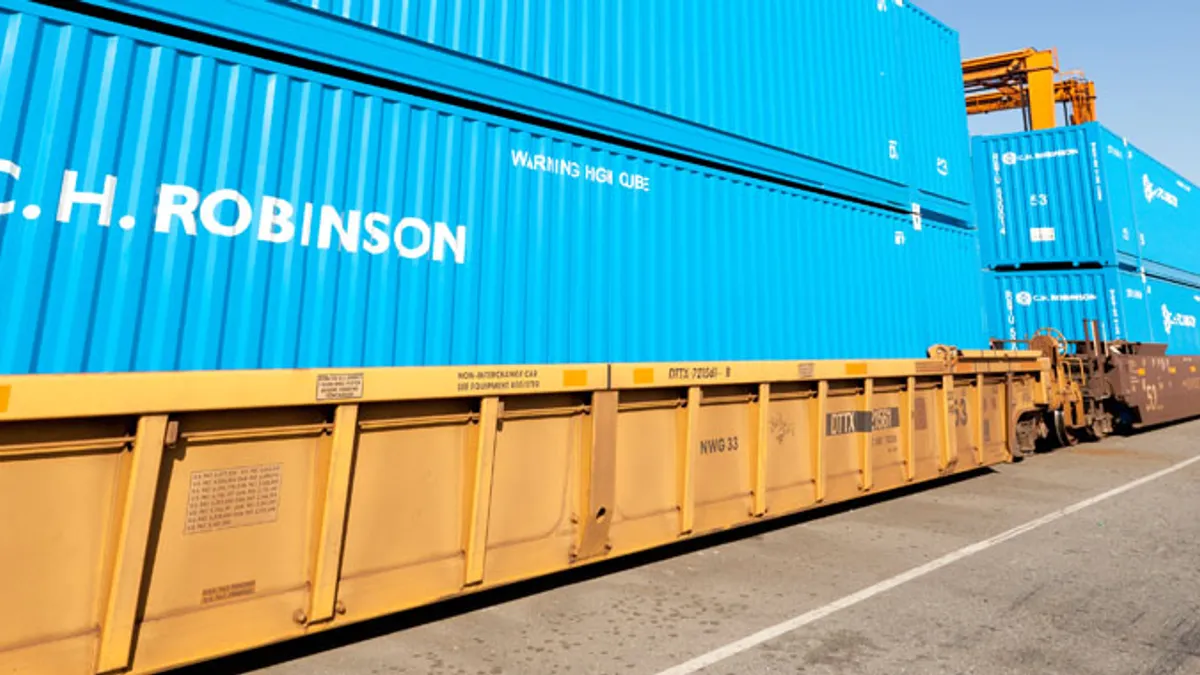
[
  {"left": 61, "top": 0, "right": 974, "bottom": 225},
  {"left": 973, "top": 122, "right": 1200, "bottom": 353},
  {"left": 0, "top": 0, "right": 988, "bottom": 375}
]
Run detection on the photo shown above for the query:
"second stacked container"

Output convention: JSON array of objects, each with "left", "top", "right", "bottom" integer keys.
[{"left": 973, "top": 122, "right": 1200, "bottom": 352}]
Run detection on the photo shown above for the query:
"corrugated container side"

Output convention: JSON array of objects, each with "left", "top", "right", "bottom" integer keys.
[
  {"left": 1145, "top": 275, "right": 1200, "bottom": 355},
  {"left": 0, "top": 3, "right": 985, "bottom": 376},
  {"left": 896, "top": 3, "right": 973, "bottom": 210},
  {"left": 278, "top": 0, "right": 933, "bottom": 193},
  {"left": 1127, "top": 141, "right": 1200, "bottom": 283},
  {"left": 973, "top": 124, "right": 1137, "bottom": 268},
  {"left": 60, "top": 0, "right": 974, "bottom": 223},
  {"left": 986, "top": 268, "right": 1152, "bottom": 345},
  {"left": 916, "top": 222, "right": 988, "bottom": 352},
  {"left": 1096, "top": 126, "right": 1141, "bottom": 255}
]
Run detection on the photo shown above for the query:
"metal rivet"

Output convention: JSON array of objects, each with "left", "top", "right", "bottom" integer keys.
[{"left": 293, "top": 609, "right": 308, "bottom": 624}]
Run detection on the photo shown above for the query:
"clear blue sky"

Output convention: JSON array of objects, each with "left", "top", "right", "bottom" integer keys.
[{"left": 917, "top": 0, "right": 1200, "bottom": 183}]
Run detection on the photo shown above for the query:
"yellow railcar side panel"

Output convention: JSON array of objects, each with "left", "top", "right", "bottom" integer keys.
[
  {"left": 336, "top": 560, "right": 467, "bottom": 629},
  {"left": 138, "top": 411, "right": 319, "bottom": 624},
  {"left": 337, "top": 401, "right": 471, "bottom": 615},
  {"left": 609, "top": 392, "right": 684, "bottom": 554},
  {"left": 0, "top": 355, "right": 1050, "bottom": 675},
  {"left": 692, "top": 393, "right": 754, "bottom": 534},
  {"left": 982, "top": 380, "right": 1012, "bottom": 465},
  {"left": 130, "top": 590, "right": 309, "bottom": 674},
  {"left": 0, "top": 420, "right": 129, "bottom": 670},
  {"left": 0, "top": 634, "right": 99, "bottom": 675},
  {"left": 821, "top": 389, "right": 869, "bottom": 504},
  {"left": 762, "top": 390, "right": 819, "bottom": 514},
  {"left": 951, "top": 380, "right": 978, "bottom": 471},
  {"left": 334, "top": 401, "right": 475, "bottom": 626},
  {"left": 482, "top": 396, "right": 583, "bottom": 586},
  {"left": 909, "top": 389, "right": 944, "bottom": 483},
  {"left": 867, "top": 389, "right": 909, "bottom": 489}
]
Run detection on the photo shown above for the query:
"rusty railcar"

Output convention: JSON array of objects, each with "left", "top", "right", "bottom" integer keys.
[{"left": 993, "top": 321, "right": 1200, "bottom": 446}]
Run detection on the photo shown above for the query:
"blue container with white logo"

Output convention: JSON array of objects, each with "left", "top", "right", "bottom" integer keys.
[
  {"left": 0, "top": 2, "right": 987, "bottom": 376},
  {"left": 59, "top": 0, "right": 974, "bottom": 225},
  {"left": 974, "top": 123, "right": 1200, "bottom": 283},
  {"left": 972, "top": 124, "right": 1141, "bottom": 270},
  {"left": 1144, "top": 275, "right": 1200, "bottom": 356},
  {"left": 988, "top": 268, "right": 1200, "bottom": 356},
  {"left": 1127, "top": 144, "right": 1200, "bottom": 284},
  {"left": 985, "top": 268, "right": 1153, "bottom": 346}
]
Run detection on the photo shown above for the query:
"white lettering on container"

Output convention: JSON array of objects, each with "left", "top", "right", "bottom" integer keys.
[
  {"left": 155, "top": 184, "right": 200, "bottom": 235},
  {"left": 394, "top": 217, "right": 431, "bottom": 259},
  {"left": 300, "top": 202, "right": 314, "bottom": 247},
  {"left": 318, "top": 205, "right": 360, "bottom": 252},
  {"left": 362, "top": 212, "right": 390, "bottom": 255},
  {"left": 1003, "top": 148, "right": 1080, "bottom": 165},
  {"left": 1163, "top": 304, "right": 1198, "bottom": 335},
  {"left": 258, "top": 196, "right": 295, "bottom": 243},
  {"left": 511, "top": 150, "right": 581, "bottom": 178},
  {"left": 1143, "top": 175, "right": 1179, "bottom": 208},
  {"left": 1110, "top": 289, "right": 1121, "bottom": 339},
  {"left": 0, "top": 162, "right": 470, "bottom": 265},
  {"left": 1091, "top": 142, "right": 1103, "bottom": 202},
  {"left": 585, "top": 165, "right": 613, "bottom": 185},
  {"left": 1005, "top": 290, "right": 1017, "bottom": 341},
  {"left": 1019, "top": 292, "right": 1098, "bottom": 305},
  {"left": 0, "top": 159, "right": 19, "bottom": 216},
  {"left": 58, "top": 170, "right": 117, "bottom": 226},
  {"left": 991, "top": 153, "right": 1006, "bottom": 236},
  {"left": 433, "top": 222, "right": 467, "bottom": 264},
  {"left": 512, "top": 149, "right": 647, "bottom": 192},
  {"left": 200, "top": 189, "right": 253, "bottom": 237},
  {"left": 619, "top": 171, "right": 651, "bottom": 192}
]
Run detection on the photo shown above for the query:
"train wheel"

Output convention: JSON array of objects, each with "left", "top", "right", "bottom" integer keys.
[
  {"left": 1052, "top": 410, "right": 1077, "bottom": 448},
  {"left": 1089, "top": 411, "right": 1114, "bottom": 441}
]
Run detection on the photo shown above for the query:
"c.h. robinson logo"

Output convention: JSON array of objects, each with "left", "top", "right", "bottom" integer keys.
[
  {"left": 1162, "top": 304, "right": 1197, "bottom": 335},
  {"left": 1144, "top": 175, "right": 1180, "bottom": 208}
]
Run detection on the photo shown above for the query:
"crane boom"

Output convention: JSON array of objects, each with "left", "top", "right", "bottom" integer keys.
[{"left": 962, "top": 48, "right": 1095, "bottom": 130}]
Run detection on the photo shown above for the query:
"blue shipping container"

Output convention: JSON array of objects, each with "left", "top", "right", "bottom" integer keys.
[
  {"left": 986, "top": 268, "right": 1153, "bottom": 346},
  {"left": 973, "top": 124, "right": 1140, "bottom": 269},
  {"left": 1145, "top": 275, "right": 1200, "bottom": 356},
  {"left": 974, "top": 123, "right": 1200, "bottom": 283},
  {"left": 895, "top": 3, "right": 975, "bottom": 213},
  {"left": 62, "top": 0, "right": 974, "bottom": 224},
  {"left": 1127, "top": 142, "right": 1200, "bottom": 284},
  {"left": 0, "top": 2, "right": 986, "bottom": 376}
]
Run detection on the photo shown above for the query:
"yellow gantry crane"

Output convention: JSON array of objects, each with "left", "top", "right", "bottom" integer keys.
[{"left": 963, "top": 48, "right": 1097, "bottom": 130}]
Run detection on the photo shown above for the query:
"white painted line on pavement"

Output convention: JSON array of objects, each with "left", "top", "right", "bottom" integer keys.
[{"left": 655, "top": 453, "right": 1200, "bottom": 675}]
